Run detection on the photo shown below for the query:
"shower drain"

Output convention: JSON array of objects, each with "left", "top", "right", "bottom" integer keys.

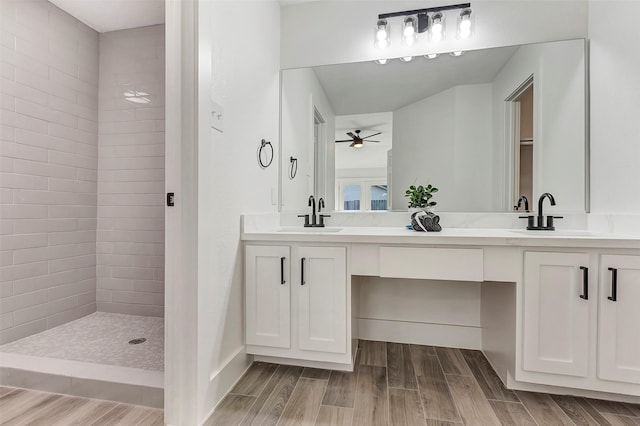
[{"left": 128, "top": 338, "right": 147, "bottom": 345}]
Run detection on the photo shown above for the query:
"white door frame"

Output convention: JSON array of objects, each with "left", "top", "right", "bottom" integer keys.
[{"left": 165, "top": 0, "right": 198, "bottom": 424}]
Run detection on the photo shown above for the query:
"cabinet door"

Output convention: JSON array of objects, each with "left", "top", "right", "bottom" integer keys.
[
  {"left": 246, "top": 245, "right": 290, "bottom": 348},
  {"left": 297, "top": 246, "right": 347, "bottom": 353},
  {"left": 523, "top": 252, "right": 591, "bottom": 377},
  {"left": 599, "top": 255, "right": 640, "bottom": 384}
]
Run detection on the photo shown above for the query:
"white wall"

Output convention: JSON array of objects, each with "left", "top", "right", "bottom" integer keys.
[
  {"left": 96, "top": 25, "right": 165, "bottom": 317},
  {"left": 392, "top": 84, "right": 493, "bottom": 211},
  {"left": 0, "top": 0, "right": 99, "bottom": 344},
  {"left": 281, "top": 68, "right": 335, "bottom": 212},
  {"left": 196, "top": 1, "right": 280, "bottom": 422},
  {"left": 589, "top": 1, "right": 640, "bottom": 214},
  {"left": 491, "top": 39, "right": 586, "bottom": 213},
  {"left": 281, "top": 0, "right": 588, "bottom": 69}
]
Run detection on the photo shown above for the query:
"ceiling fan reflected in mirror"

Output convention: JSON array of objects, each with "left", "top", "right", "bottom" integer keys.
[{"left": 335, "top": 129, "right": 382, "bottom": 148}]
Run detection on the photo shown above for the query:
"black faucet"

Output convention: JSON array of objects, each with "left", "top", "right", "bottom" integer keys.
[
  {"left": 308, "top": 195, "right": 316, "bottom": 226},
  {"left": 298, "top": 195, "right": 330, "bottom": 227},
  {"left": 514, "top": 195, "right": 529, "bottom": 212},
  {"left": 519, "top": 192, "right": 563, "bottom": 230},
  {"left": 317, "top": 198, "right": 330, "bottom": 227}
]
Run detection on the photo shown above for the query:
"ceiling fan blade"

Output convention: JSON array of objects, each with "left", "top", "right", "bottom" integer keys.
[
  {"left": 346, "top": 132, "right": 356, "bottom": 138},
  {"left": 362, "top": 132, "right": 382, "bottom": 139},
  {"left": 365, "top": 140, "right": 381, "bottom": 143},
  {"left": 335, "top": 140, "right": 353, "bottom": 143},
  {"left": 349, "top": 142, "right": 356, "bottom": 148}
]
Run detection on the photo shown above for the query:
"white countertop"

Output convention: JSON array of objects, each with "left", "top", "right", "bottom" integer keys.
[{"left": 241, "top": 225, "right": 640, "bottom": 249}]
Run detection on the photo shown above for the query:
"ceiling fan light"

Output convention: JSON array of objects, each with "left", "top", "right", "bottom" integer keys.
[{"left": 353, "top": 141, "right": 364, "bottom": 148}]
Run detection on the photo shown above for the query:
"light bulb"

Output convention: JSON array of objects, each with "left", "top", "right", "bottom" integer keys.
[
  {"left": 430, "top": 13, "right": 444, "bottom": 44},
  {"left": 400, "top": 56, "right": 413, "bottom": 62},
  {"left": 375, "top": 58, "right": 389, "bottom": 65},
  {"left": 402, "top": 16, "right": 417, "bottom": 47},
  {"left": 425, "top": 53, "right": 439, "bottom": 59},
  {"left": 459, "top": 10, "right": 472, "bottom": 39},
  {"left": 374, "top": 19, "right": 390, "bottom": 49}
]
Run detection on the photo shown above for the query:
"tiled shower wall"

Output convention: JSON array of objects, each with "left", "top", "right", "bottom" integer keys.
[
  {"left": 96, "top": 26, "right": 165, "bottom": 317},
  {"left": 0, "top": 0, "right": 99, "bottom": 344}
]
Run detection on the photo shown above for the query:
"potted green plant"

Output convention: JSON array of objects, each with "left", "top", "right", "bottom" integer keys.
[{"left": 405, "top": 184, "right": 438, "bottom": 213}]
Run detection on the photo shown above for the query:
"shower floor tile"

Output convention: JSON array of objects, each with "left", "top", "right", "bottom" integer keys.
[{"left": 0, "top": 312, "right": 163, "bottom": 371}]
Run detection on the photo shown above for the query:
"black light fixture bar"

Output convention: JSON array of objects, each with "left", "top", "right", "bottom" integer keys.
[{"left": 378, "top": 3, "right": 471, "bottom": 20}]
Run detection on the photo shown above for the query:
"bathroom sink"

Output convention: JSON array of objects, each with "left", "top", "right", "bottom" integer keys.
[
  {"left": 276, "top": 227, "right": 343, "bottom": 233},
  {"left": 509, "top": 230, "right": 600, "bottom": 237}
]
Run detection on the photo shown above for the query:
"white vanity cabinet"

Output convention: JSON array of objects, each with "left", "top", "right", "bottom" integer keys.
[
  {"left": 598, "top": 255, "right": 640, "bottom": 385},
  {"left": 522, "top": 252, "right": 592, "bottom": 378},
  {"left": 520, "top": 251, "right": 640, "bottom": 395},
  {"left": 244, "top": 244, "right": 350, "bottom": 368},
  {"left": 245, "top": 245, "right": 291, "bottom": 348}
]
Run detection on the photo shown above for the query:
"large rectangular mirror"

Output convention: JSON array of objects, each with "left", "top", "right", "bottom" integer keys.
[{"left": 280, "top": 39, "right": 587, "bottom": 213}]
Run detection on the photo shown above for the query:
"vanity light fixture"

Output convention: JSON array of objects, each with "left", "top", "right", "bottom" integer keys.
[
  {"left": 400, "top": 56, "right": 414, "bottom": 62},
  {"left": 402, "top": 16, "right": 418, "bottom": 46},
  {"left": 375, "top": 3, "right": 471, "bottom": 49},
  {"left": 374, "top": 19, "right": 390, "bottom": 49},
  {"left": 458, "top": 9, "right": 472, "bottom": 39}
]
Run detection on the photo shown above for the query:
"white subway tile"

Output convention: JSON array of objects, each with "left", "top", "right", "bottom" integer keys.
[
  {"left": 48, "top": 254, "right": 95, "bottom": 273},
  {"left": 0, "top": 281, "right": 13, "bottom": 298},
  {"left": 1, "top": 141, "right": 48, "bottom": 161},
  {"left": 0, "top": 312, "right": 13, "bottom": 330},
  {"left": 1, "top": 76, "right": 48, "bottom": 106},
  {"left": 0, "top": 318, "right": 46, "bottom": 345},
  {"left": 0, "top": 233, "right": 48, "bottom": 250},
  {"left": 0, "top": 288, "right": 48, "bottom": 313},
  {"left": 15, "top": 128, "right": 78, "bottom": 154},
  {"left": 13, "top": 159, "right": 76, "bottom": 180},
  {"left": 13, "top": 244, "right": 76, "bottom": 264},
  {"left": 0, "top": 204, "right": 48, "bottom": 219},
  {"left": 0, "top": 173, "right": 48, "bottom": 190}
]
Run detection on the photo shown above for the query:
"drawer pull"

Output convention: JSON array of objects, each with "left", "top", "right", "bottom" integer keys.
[
  {"left": 280, "top": 257, "right": 285, "bottom": 285},
  {"left": 608, "top": 267, "right": 618, "bottom": 302},
  {"left": 301, "top": 257, "right": 306, "bottom": 285},
  {"left": 579, "top": 266, "right": 588, "bottom": 300}
]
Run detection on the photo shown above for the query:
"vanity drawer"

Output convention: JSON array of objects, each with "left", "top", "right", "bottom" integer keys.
[{"left": 379, "top": 247, "right": 484, "bottom": 282}]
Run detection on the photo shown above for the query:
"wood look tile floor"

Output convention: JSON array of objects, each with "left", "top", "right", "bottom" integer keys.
[
  {"left": 208, "top": 341, "right": 640, "bottom": 426},
  {"left": 0, "top": 387, "right": 163, "bottom": 425}
]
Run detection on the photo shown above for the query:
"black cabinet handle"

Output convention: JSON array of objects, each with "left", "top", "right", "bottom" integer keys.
[
  {"left": 608, "top": 267, "right": 618, "bottom": 301},
  {"left": 301, "top": 258, "right": 306, "bottom": 285},
  {"left": 579, "top": 266, "right": 588, "bottom": 300},
  {"left": 280, "top": 257, "right": 285, "bottom": 285}
]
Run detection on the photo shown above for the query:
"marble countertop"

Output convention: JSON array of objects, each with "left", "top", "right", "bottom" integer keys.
[{"left": 241, "top": 225, "right": 640, "bottom": 249}]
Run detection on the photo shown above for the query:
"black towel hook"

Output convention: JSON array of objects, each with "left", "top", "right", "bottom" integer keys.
[
  {"left": 289, "top": 156, "right": 298, "bottom": 179},
  {"left": 258, "top": 139, "right": 273, "bottom": 169}
]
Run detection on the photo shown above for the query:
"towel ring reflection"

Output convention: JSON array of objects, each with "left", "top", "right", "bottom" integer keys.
[
  {"left": 258, "top": 139, "right": 274, "bottom": 169},
  {"left": 289, "top": 157, "right": 298, "bottom": 179}
]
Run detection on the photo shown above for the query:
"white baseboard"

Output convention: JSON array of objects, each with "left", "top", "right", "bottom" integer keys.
[
  {"left": 253, "top": 355, "right": 354, "bottom": 372},
  {"left": 506, "top": 371, "right": 640, "bottom": 403},
  {"left": 357, "top": 318, "right": 481, "bottom": 349},
  {"left": 200, "top": 347, "right": 252, "bottom": 426}
]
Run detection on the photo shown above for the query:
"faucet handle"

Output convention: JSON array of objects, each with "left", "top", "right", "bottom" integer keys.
[
  {"left": 297, "top": 214, "right": 310, "bottom": 227},
  {"left": 546, "top": 215, "right": 563, "bottom": 230},
  {"left": 318, "top": 214, "right": 331, "bottom": 227},
  {"left": 519, "top": 215, "right": 535, "bottom": 230}
]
